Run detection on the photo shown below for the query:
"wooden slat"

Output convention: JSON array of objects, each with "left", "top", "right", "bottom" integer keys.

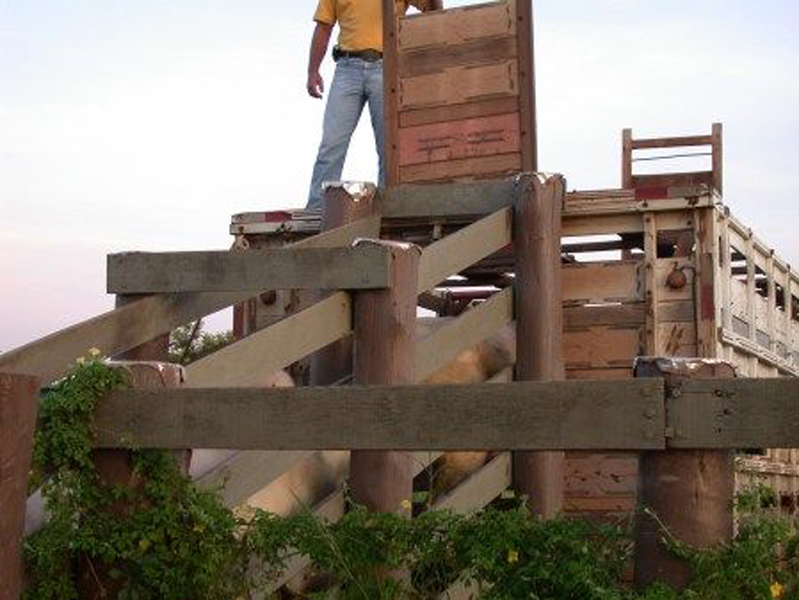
[
  {"left": 399, "top": 35, "right": 517, "bottom": 78},
  {"left": 380, "top": 178, "right": 516, "bottom": 218},
  {"left": 414, "top": 288, "right": 513, "bottom": 382},
  {"left": 92, "top": 379, "right": 666, "bottom": 451},
  {"left": 398, "top": 1, "right": 515, "bottom": 50},
  {"left": 631, "top": 134, "right": 713, "bottom": 150},
  {"left": 432, "top": 452, "right": 511, "bottom": 512},
  {"left": 107, "top": 247, "right": 391, "bottom": 294},
  {"left": 194, "top": 450, "right": 314, "bottom": 507},
  {"left": 564, "top": 304, "right": 645, "bottom": 328},
  {"left": 398, "top": 113, "right": 520, "bottom": 167},
  {"left": 668, "top": 378, "right": 799, "bottom": 449},
  {"left": 185, "top": 292, "right": 351, "bottom": 387},
  {"left": 400, "top": 152, "right": 521, "bottom": 183},
  {"left": 0, "top": 215, "right": 380, "bottom": 386},
  {"left": 399, "top": 61, "right": 518, "bottom": 111},
  {"left": 418, "top": 208, "right": 512, "bottom": 292},
  {"left": 400, "top": 97, "right": 519, "bottom": 128},
  {"left": 0, "top": 291, "right": 249, "bottom": 385},
  {"left": 564, "top": 326, "right": 643, "bottom": 370},
  {"left": 562, "top": 261, "right": 644, "bottom": 304}
]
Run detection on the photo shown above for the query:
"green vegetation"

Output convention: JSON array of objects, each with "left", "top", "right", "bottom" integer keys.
[
  {"left": 168, "top": 320, "right": 234, "bottom": 365},
  {"left": 23, "top": 356, "right": 799, "bottom": 599}
]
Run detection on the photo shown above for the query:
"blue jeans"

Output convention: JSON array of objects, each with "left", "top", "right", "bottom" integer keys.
[{"left": 306, "top": 57, "right": 385, "bottom": 210}]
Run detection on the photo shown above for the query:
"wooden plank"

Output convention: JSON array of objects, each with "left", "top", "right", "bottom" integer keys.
[
  {"left": 631, "top": 171, "right": 714, "bottom": 190},
  {"left": 432, "top": 452, "right": 511, "bottom": 512},
  {"left": 562, "top": 261, "right": 644, "bottom": 305},
  {"left": 567, "top": 368, "right": 633, "bottom": 380},
  {"left": 414, "top": 288, "right": 513, "bottom": 382},
  {"left": 669, "top": 378, "right": 799, "bottom": 449},
  {"left": 107, "top": 246, "right": 391, "bottom": 294},
  {"left": 712, "top": 123, "right": 723, "bottom": 193},
  {"left": 399, "top": 35, "right": 517, "bottom": 78},
  {"left": 655, "top": 258, "right": 695, "bottom": 302},
  {"left": 400, "top": 97, "right": 519, "bottom": 128},
  {"left": 565, "top": 452, "right": 638, "bottom": 496},
  {"left": 185, "top": 292, "right": 351, "bottom": 387},
  {"left": 694, "top": 207, "right": 720, "bottom": 358},
  {"left": 631, "top": 134, "right": 713, "bottom": 150},
  {"left": 383, "top": 0, "right": 401, "bottom": 185},
  {"left": 644, "top": 213, "right": 659, "bottom": 354},
  {"left": 398, "top": 1, "right": 515, "bottom": 50},
  {"left": 194, "top": 450, "right": 314, "bottom": 507},
  {"left": 657, "top": 322, "right": 697, "bottom": 357},
  {"left": 0, "top": 215, "right": 380, "bottom": 386},
  {"left": 514, "top": 0, "right": 537, "bottom": 172},
  {"left": 564, "top": 326, "right": 643, "bottom": 369},
  {"left": 92, "top": 379, "right": 667, "bottom": 451},
  {"left": 418, "top": 208, "right": 512, "bottom": 292},
  {"left": 564, "top": 304, "right": 645, "bottom": 328},
  {"left": 399, "top": 60, "right": 518, "bottom": 111},
  {"left": 380, "top": 178, "right": 516, "bottom": 218},
  {"left": 398, "top": 113, "right": 520, "bottom": 167},
  {"left": 0, "top": 291, "right": 249, "bottom": 385},
  {"left": 563, "top": 213, "right": 644, "bottom": 236},
  {"left": 400, "top": 152, "right": 521, "bottom": 183},
  {"left": 622, "top": 129, "right": 633, "bottom": 188},
  {"left": 0, "top": 373, "right": 39, "bottom": 600}
]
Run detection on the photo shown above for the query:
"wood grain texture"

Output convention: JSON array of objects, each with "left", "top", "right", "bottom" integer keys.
[
  {"left": 514, "top": 0, "right": 537, "bottom": 172},
  {"left": 107, "top": 247, "right": 391, "bottom": 294},
  {"left": 185, "top": 292, "right": 351, "bottom": 387},
  {"left": 383, "top": 0, "right": 401, "bottom": 185},
  {"left": 669, "top": 378, "right": 799, "bottom": 449},
  {"left": 351, "top": 244, "right": 420, "bottom": 512},
  {"left": 512, "top": 173, "right": 566, "bottom": 518},
  {"left": 414, "top": 288, "right": 513, "bottom": 382},
  {"left": 399, "top": 152, "right": 521, "bottom": 183},
  {"left": 399, "top": 35, "right": 517, "bottom": 78},
  {"left": 418, "top": 207, "right": 512, "bottom": 292},
  {"left": 91, "top": 379, "right": 666, "bottom": 451},
  {"left": 0, "top": 373, "right": 39, "bottom": 600},
  {"left": 398, "top": 113, "right": 520, "bottom": 167},
  {"left": 0, "top": 291, "right": 249, "bottom": 385},
  {"left": 399, "top": 97, "right": 519, "bottom": 128},
  {"left": 432, "top": 452, "right": 511, "bottom": 512},
  {"left": 380, "top": 178, "right": 516, "bottom": 218},
  {"left": 562, "top": 261, "right": 644, "bottom": 304},
  {"left": 399, "top": 60, "right": 518, "bottom": 111},
  {"left": 398, "top": 1, "right": 515, "bottom": 50}
]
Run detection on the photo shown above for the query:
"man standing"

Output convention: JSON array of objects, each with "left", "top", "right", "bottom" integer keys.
[{"left": 305, "top": 0, "right": 443, "bottom": 209}]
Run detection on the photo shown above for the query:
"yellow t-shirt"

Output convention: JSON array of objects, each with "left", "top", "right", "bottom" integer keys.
[{"left": 313, "top": 0, "right": 429, "bottom": 52}]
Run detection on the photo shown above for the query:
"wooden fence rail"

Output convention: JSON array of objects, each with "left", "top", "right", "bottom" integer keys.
[{"left": 89, "top": 377, "right": 799, "bottom": 451}]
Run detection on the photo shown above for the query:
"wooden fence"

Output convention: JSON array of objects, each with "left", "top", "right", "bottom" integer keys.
[{"left": 3, "top": 173, "right": 799, "bottom": 598}]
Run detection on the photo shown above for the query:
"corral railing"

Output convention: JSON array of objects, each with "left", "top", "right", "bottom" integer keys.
[{"left": 3, "top": 173, "right": 799, "bottom": 598}]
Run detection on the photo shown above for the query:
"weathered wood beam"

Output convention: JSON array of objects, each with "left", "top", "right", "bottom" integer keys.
[
  {"left": 379, "top": 179, "right": 516, "bottom": 218},
  {"left": 0, "top": 373, "right": 39, "bottom": 600},
  {"left": 91, "top": 379, "right": 666, "bottom": 451},
  {"left": 185, "top": 292, "right": 351, "bottom": 387},
  {"left": 414, "top": 288, "right": 513, "bottom": 382},
  {"left": 417, "top": 207, "right": 512, "bottom": 293},
  {"left": 0, "top": 215, "right": 380, "bottom": 386},
  {"left": 107, "top": 246, "right": 392, "bottom": 294},
  {"left": 668, "top": 377, "right": 799, "bottom": 449}
]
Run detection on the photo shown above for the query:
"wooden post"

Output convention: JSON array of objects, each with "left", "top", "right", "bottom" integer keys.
[
  {"left": 350, "top": 241, "right": 420, "bottom": 512},
  {"left": 516, "top": 0, "right": 538, "bottom": 172},
  {"left": 382, "top": 0, "right": 400, "bottom": 187},
  {"left": 634, "top": 357, "right": 735, "bottom": 591},
  {"left": 310, "top": 184, "right": 377, "bottom": 386},
  {"left": 711, "top": 122, "right": 723, "bottom": 195},
  {"left": 0, "top": 373, "right": 39, "bottom": 600},
  {"left": 622, "top": 128, "right": 633, "bottom": 188},
  {"left": 512, "top": 173, "right": 566, "bottom": 519}
]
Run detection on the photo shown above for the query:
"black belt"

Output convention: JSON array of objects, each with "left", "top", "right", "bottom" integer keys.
[{"left": 332, "top": 47, "right": 383, "bottom": 62}]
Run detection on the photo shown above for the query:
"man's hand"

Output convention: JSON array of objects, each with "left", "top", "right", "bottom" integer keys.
[{"left": 307, "top": 71, "right": 325, "bottom": 99}]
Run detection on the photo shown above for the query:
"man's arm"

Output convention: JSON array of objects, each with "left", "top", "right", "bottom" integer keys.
[{"left": 307, "top": 22, "right": 334, "bottom": 99}]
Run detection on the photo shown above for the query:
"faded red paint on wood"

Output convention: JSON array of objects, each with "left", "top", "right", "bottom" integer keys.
[{"left": 398, "top": 112, "right": 520, "bottom": 167}]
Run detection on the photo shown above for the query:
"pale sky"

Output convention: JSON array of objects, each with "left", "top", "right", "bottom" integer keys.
[{"left": 2, "top": 0, "right": 799, "bottom": 351}]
